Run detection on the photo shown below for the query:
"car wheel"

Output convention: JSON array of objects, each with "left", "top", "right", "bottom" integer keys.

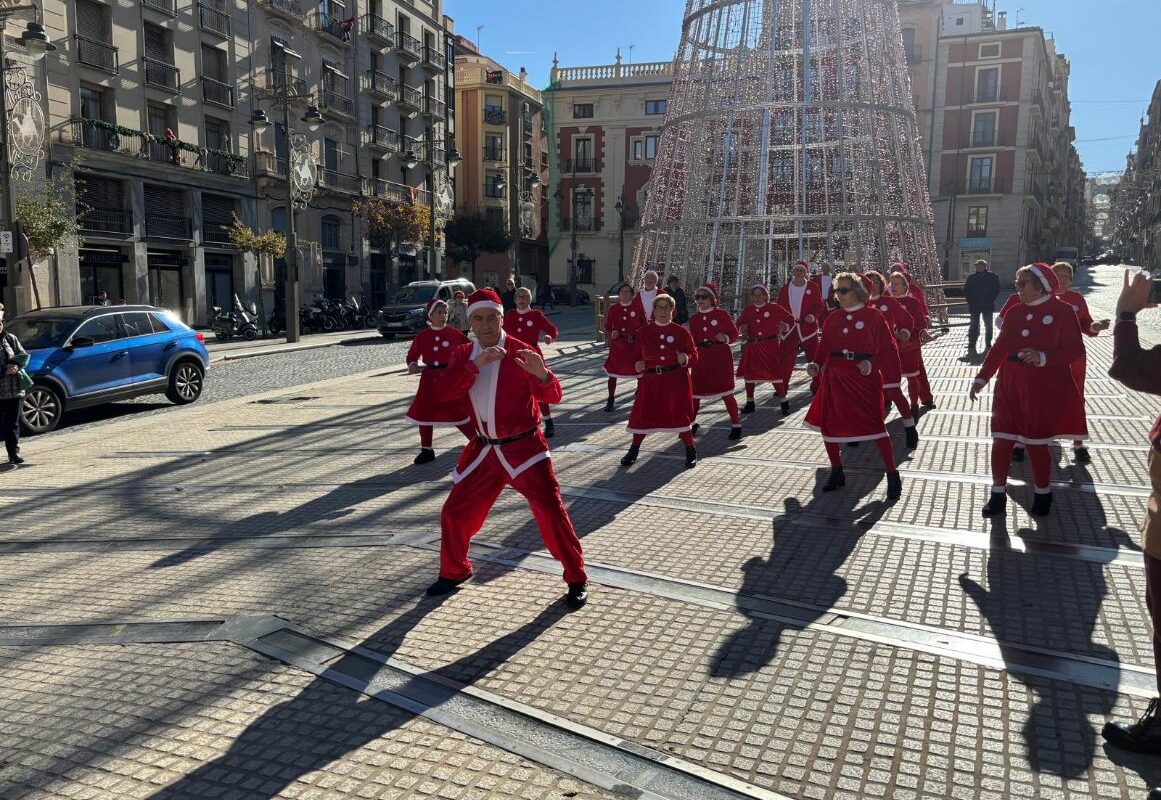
[
  {"left": 242, "top": 327, "right": 258, "bottom": 341},
  {"left": 20, "top": 384, "right": 63, "bottom": 435},
  {"left": 166, "top": 360, "right": 204, "bottom": 405}
]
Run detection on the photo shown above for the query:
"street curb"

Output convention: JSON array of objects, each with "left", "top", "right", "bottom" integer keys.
[{"left": 211, "top": 332, "right": 383, "bottom": 364}]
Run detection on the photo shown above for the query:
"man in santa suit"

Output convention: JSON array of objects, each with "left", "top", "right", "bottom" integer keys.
[
  {"left": 777, "top": 261, "right": 826, "bottom": 394},
  {"left": 811, "top": 260, "right": 838, "bottom": 314},
  {"left": 428, "top": 288, "right": 589, "bottom": 608},
  {"left": 638, "top": 270, "right": 667, "bottom": 320}
]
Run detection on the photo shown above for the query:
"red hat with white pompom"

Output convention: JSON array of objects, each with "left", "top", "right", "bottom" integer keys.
[
  {"left": 1026, "top": 262, "right": 1060, "bottom": 295},
  {"left": 750, "top": 282, "right": 771, "bottom": 298},
  {"left": 466, "top": 288, "right": 504, "bottom": 317},
  {"left": 699, "top": 281, "right": 720, "bottom": 305},
  {"left": 426, "top": 298, "right": 448, "bottom": 318}
]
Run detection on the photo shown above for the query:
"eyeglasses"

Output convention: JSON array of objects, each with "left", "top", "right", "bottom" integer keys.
[
  {"left": 694, "top": 293, "right": 711, "bottom": 300},
  {"left": 1014, "top": 279, "right": 1035, "bottom": 288},
  {"left": 835, "top": 287, "right": 853, "bottom": 295}
]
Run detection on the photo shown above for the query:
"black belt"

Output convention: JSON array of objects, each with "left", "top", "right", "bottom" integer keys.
[
  {"left": 749, "top": 334, "right": 781, "bottom": 342},
  {"left": 425, "top": 364, "right": 448, "bottom": 370},
  {"left": 830, "top": 351, "right": 872, "bottom": 361},
  {"left": 477, "top": 428, "right": 538, "bottom": 446},
  {"left": 697, "top": 340, "right": 723, "bottom": 347},
  {"left": 643, "top": 363, "right": 683, "bottom": 374}
]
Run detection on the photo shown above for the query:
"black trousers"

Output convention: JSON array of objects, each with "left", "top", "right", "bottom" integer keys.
[
  {"left": 0, "top": 397, "right": 19, "bottom": 458},
  {"left": 967, "top": 309, "right": 994, "bottom": 348}
]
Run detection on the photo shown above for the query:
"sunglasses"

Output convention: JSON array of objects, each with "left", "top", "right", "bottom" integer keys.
[
  {"left": 694, "top": 293, "right": 711, "bottom": 300},
  {"left": 835, "top": 286, "right": 853, "bottom": 295},
  {"left": 1014, "top": 279, "right": 1035, "bottom": 288}
]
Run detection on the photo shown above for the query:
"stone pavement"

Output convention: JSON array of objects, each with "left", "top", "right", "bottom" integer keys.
[{"left": 2, "top": 265, "right": 1160, "bottom": 799}]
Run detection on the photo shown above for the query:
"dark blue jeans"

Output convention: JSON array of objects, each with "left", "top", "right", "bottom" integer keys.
[
  {"left": 0, "top": 397, "right": 19, "bottom": 459},
  {"left": 968, "top": 309, "right": 994, "bottom": 348}
]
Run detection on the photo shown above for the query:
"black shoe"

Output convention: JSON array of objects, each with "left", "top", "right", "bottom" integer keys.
[
  {"left": 1103, "top": 698, "right": 1161, "bottom": 755},
  {"left": 425, "top": 575, "right": 471, "bottom": 596},
  {"left": 1011, "top": 447, "right": 1025, "bottom": 463},
  {"left": 8, "top": 452, "right": 24, "bottom": 465},
  {"left": 780, "top": 401, "right": 791, "bottom": 416},
  {"left": 604, "top": 397, "right": 615, "bottom": 412},
  {"left": 742, "top": 400, "right": 756, "bottom": 414},
  {"left": 620, "top": 446, "right": 639, "bottom": 467},
  {"left": 543, "top": 418, "right": 555, "bottom": 438},
  {"left": 921, "top": 399, "right": 936, "bottom": 409},
  {"left": 413, "top": 448, "right": 436, "bottom": 465},
  {"left": 886, "top": 471, "right": 902, "bottom": 500},
  {"left": 685, "top": 447, "right": 697, "bottom": 468},
  {"left": 1074, "top": 447, "right": 1091, "bottom": 464},
  {"left": 727, "top": 426, "right": 742, "bottom": 441},
  {"left": 982, "top": 491, "right": 1007, "bottom": 517},
  {"left": 1030, "top": 492, "right": 1053, "bottom": 517},
  {"left": 822, "top": 467, "right": 845, "bottom": 492},
  {"left": 905, "top": 426, "right": 919, "bottom": 449},
  {"left": 691, "top": 423, "right": 700, "bottom": 435},
  {"left": 565, "top": 582, "right": 588, "bottom": 610}
]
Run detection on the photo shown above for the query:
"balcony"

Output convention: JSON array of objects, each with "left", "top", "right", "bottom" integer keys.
[
  {"left": 423, "top": 95, "right": 445, "bottom": 121},
  {"left": 369, "top": 179, "right": 431, "bottom": 206},
  {"left": 396, "top": 31, "right": 422, "bottom": 64},
  {"left": 484, "top": 107, "right": 507, "bottom": 126},
  {"left": 253, "top": 151, "right": 288, "bottom": 178},
  {"left": 483, "top": 184, "right": 506, "bottom": 200},
  {"left": 971, "top": 88, "right": 1011, "bottom": 104},
  {"left": 319, "top": 169, "right": 362, "bottom": 194},
  {"left": 397, "top": 84, "right": 423, "bottom": 114},
  {"left": 145, "top": 213, "right": 192, "bottom": 242},
  {"left": 320, "top": 89, "right": 354, "bottom": 119},
  {"left": 401, "top": 134, "right": 425, "bottom": 161},
  {"left": 262, "top": 70, "right": 309, "bottom": 99},
  {"left": 75, "top": 35, "right": 118, "bottom": 74},
  {"left": 365, "top": 125, "right": 399, "bottom": 154},
  {"left": 483, "top": 146, "right": 505, "bottom": 163},
  {"left": 561, "top": 158, "right": 600, "bottom": 174},
  {"left": 422, "top": 46, "right": 446, "bottom": 72},
  {"left": 562, "top": 217, "right": 601, "bottom": 233},
  {"left": 360, "top": 12, "right": 394, "bottom": 45},
  {"left": 141, "top": 0, "right": 175, "bottom": 15},
  {"left": 315, "top": 12, "right": 352, "bottom": 44},
  {"left": 71, "top": 119, "right": 250, "bottom": 179},
  {"left": 429, "top": 145, "right": 445, "bottom": 167},
  {"left": 202, "top": 220, "right": 235, "bottom": 246},
  {"left": 143, "top": 57, "right": 180, "bottom": 92},
  {"left": 258, "top": 0, "right": 303, "bottom": 20},
  {"left": 79, "top": 208, "right": 134, "bottom": 238},
  {"left": 362, "top": 70, "right": 397, "bottom": 102},
  {"left": 202, "top": 77, "right": 235, "bottom": 109},
  {"left": 198, "top": 3, "right": 231, "bottom": 37}
]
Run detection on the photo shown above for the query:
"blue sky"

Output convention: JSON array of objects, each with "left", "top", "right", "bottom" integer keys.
[{"left": 444, "top": 0, "right": 1158, "bottom": 176}]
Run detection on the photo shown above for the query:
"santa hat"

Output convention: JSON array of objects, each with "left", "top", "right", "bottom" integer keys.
[
  {"left": 750, "top": 282, "right": 771, "bottom": 298},
  {"left": 860, "top": 274, "right": 875, "bottom": 296},
  {"left": 426, "top": 298, "right": 448, "bottom": 318},
  {"left": 466, "top": 288, "right": 504, "bottom": 317},
  {"left": 861, "top": 270, "right": 886, "bottom": 296},
  {"left": 699, "top": 281, "right": 719, "bottom": 305},
  {"left": 1026, "top": 262, "right": 1060, "bottom": 295},
  {"left": 890, "top": 261, "right": 910, "bottom": 275},
  {"left": 794, "top": 260, "right": 810, "bottom": 270}
]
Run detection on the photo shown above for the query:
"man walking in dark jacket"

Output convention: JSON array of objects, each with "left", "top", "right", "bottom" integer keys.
[{"left": 963, "top": 258, "right": 1001, "bottom": 353}]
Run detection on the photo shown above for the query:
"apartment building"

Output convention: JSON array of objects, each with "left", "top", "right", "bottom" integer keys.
[
  {"left": 452, "top": 39, "right": 548, "bottom": 289},
  {"left": 1111, "top": 80, "right": 1161, "bottom": 271},
  {"left": 544, "top": 51, "right": 674, "bottom": 294}
]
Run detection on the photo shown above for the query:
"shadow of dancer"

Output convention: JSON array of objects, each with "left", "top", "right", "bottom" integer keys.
[
  {"left": 959, "top": 517, "right": 1120, "bottom": 778},
  {"left": 709, "top": 484, "right": 891, "bottom": 680},
  {"left": 150, "top": 601, "right": 571, "bottom": 800}
]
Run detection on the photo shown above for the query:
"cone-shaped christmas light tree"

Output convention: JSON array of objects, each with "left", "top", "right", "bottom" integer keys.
[{"left": 632, "top": 0, "right": 943, "bottom": 315}]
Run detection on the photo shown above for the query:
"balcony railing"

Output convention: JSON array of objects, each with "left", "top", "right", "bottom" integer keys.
[
  {"left": 396, "top": 31, "right": 422, "bottom": 62},
  {"left": 316, "top": 12, "right": 352, "bottom": 43},
  {"left": 401, "top": 135, "right": 425, "bottom": 160},
  {"left": 202, "top": 220, "right": 235, "bottom": 245},
  {"left": 483, "top": 146, "right": 505, "bottom": 162},
  {"left": 145, "top": 213, "right": 192, "bottom": 241},
  {"left": 79, "top": 208, "right": 134, "bottom": 238},
  {"left": 398, "top": 84, "right": 423, "bottom": 111},
  {"left": 202, "top": 76, "right": 235, "bottom": 108},
  {"left": 365, "top": 124, "right": 399, "bottom": 152},
  {"left": 198, "top": 3, "right": 231, "bottom": 37},
  {"left": 562, "top": 217, "right": 601, "bottom": 232},
  {"left": 484, "top": 108, "right": 507, "bottom": 125},
  {"left": 320, "top": 89, "right": 354, "bottom": 118},
  {"left": 264, "top": 70, "right": 309, "bottom": 98},
  {"left": 484, "top": 185, "right": 505, "bottom": 199},
  {"left": 423, "top": 46, "right": 446, "bottom": 71},
  {"left": 429, "top": 146, "right": 445, "bottom": 167},
  {"left": 75, "top": 34, "right": 118, "bottom": 73},
  {"left": 363, "top": 70, "right": 397, "bottom": 100},
  {"left": 424, "top": 95, "right": 446, "bottom": 120},
  {"left": 370, "top": 178, "right": 409, "bottom": 204},
  {"left": 561, "top": 158, "right": 599, "bottom": 173},
  {"left": 259, "top": 0, "right": 303, "bottom": 18},
  {"left": 253, "top": 151, "right": 289, "bottom": 178},
  {"left": 143, "top": 57, "right": 180, "bottom": 92},
  {"left": 319, "top": 169, "right": 362, "bottom": 194},
  {"left": 971, "top": 88, "right": 1011, "bottom": 104},
  {"left": 141, "top": 0, "right": 175, "bottom": 14},
  {"left": 360, "top": 12, "right": 394, "bottom": 43},
  {"left": 71, "top": 119, "right": 249, "bottom": 179}
]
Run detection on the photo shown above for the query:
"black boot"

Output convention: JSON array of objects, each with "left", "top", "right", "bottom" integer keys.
[
  {"left": 425, "top": 575, "right": 471, "bottom": 596},
  {"left": 544, "top": 418, "right": 555, "bottom": 438},
  {"left": 1030, "top": 491, "right": 1053, "bottom": 517},
  {"left": 981, "top": 490, "right": 1006, "bottom": 516},
  {"left": 685, "top": 447, "right": 697, "bottom": 468},
  {"left": 1103, "top": 698, "right": 1161, "bottom": 755},
  {"left": 727, "top": 426, "right": 742, "bottom": 441},
  {"left": 905, "top": 425, "right": 919, "bottom": 449},
  {"left": 413, "top": 448, "right": 436, "bottom": 465},
  {"left": 565, "top": 582, "right": 589, "bottom": 610},
  {"left": 886, "top": 471, "right": 902, "bottom": 500},
  {"left": 604, "top": 397, "right": 615, "bottom": 412},
  {"left": 620, "top": 446, "right": 639, "bottom": 467},
  {"left": 780, "top": 400, "right": 791, "bottom": 416},
  {"left": 8, "top": 447, "right": 23, "bottom": 465},
  {"left": 822, "top": 467, "right": 845, "bottom": 491},
  {"left": 691, "top": 423, "right": 700, "bottom": 435},
  {"left": 1011, "top": 447, "right": 1025, "bottom": 463},
  {"left": 1074, "top": 446, "right": 1091, "bottom": 464},
  {"left": 742, "top": 399, "right": 756, "bottom": 414},
  {"left": 921, "top": 398, "right": 936, "bottom": 409}
]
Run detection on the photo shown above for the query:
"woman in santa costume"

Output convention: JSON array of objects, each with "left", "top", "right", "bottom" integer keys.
[
  {"left": 737, "top": 283, "right": 795, "bottom": 415},
  {"left": 805, "top": 272, "right": 903, "bottom": 499},
  {"left": 777, "top": 260, "right": 826, "bottom": 396},
  {"left": 623, "top": 294, "right": 700, "bottom": 468},
  {"left": 863, "top": 271, "right": 920, "bottom": 449},
  {"left": 888, "top": 270, "right": 935, "bottom": 410},
  {"left": 970, "top": 263, "right": 1087, "bottom": 517},
  {"left": 602, "top": 282, "right": 646, "bottom": 412},
  {"left": 688, "top": 282, "right": 742, "bottom": 440},
  {"left": 504, "top": 286, "right": 560, "bottom": 437},
  {"left": 638, "top": 269, "right": 667, "bottom": 321},
  {"left": 993, "top": 262, "right": 1054, "bottom": 465},
  {"left": 1053, "top": 260, "right": 1109, "bottom": 464},
  {"left": 427, "top": 288, "right": 588, "bottom": 608},
  {"left": 404, "top": 299, "right": 475, "bottom": 464}
]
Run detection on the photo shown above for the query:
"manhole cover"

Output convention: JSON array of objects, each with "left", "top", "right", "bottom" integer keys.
[{"left": 254, "top": 396, "right": 318, "bottom": 405}]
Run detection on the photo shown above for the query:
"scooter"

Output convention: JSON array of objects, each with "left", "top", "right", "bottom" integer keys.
[{"left": 211, "top": 296, "right": 259, "bottom": 341}]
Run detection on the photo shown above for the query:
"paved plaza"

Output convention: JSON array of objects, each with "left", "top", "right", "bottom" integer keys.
[{"left": 2, "top": 265, "right": 1161, "bottom": 799}]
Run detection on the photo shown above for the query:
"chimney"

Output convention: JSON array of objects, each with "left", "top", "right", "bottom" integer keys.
[{"left": 997, "top": 11, "right": 1007, "bottom": 31}]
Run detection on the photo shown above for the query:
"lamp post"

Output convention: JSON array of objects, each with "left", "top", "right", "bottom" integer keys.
[
  {"left": 403, "top": 138, "right": 459, "bottom": 280},
  {"left": 615, "top": 194, "right": 625, "bottom": 284},
  {"left": 567, "top": 157, "right": 579, "bottom": 306},
  {"left": 251, "top": 93, "right": 325, "bottom": 344}
]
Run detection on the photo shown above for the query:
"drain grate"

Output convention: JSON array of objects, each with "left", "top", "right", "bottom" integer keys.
[{"left": 253, "top": 396, "right": 319, "bottom": 405}]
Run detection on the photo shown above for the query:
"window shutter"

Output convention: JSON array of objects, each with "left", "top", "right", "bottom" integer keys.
[
  {"left": 202, "top": 195, "right": 235, "bottom": 224},
  {"left": 144, "top": 26, "right": 167, "bottom": 61},
  {"left": 76, "top": 0, "right": 106, "bottom": 39},
  {"left": 144, "top": 185, "right": 185, "bottom": 217},
  {"left": 78, "top": 175, "right": 124, "bottom": 209}
]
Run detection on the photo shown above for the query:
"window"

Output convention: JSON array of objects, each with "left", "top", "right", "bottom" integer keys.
[
  {"left": 979, "top": 42, "right": 1001, "bottom": 59},
  {"left": 971, "top": 111, "right": 996, "bottom": 147},
  {"left": 901, "top": 28, "right": 917, "bottom": 64},
  {"left": 321, "top": 215, "right": 342, "bottom": 251},
  {"left": 968, "top": 156, "right": 993, "bottom": 193},
  {"left": 645, "top": 134, "right": 659, "bottom": 160},
  {"left": 632, "top": 139, "right": 644, "bottom": 160},
  {"left": 975, "top": 67, "right": 999, "bottom": 103},
  {"left": 205, "top": 118, "right": 230, "bottom": 152},
  {"left": 484, "top": 95, "right": 503, "bottom": 113},
  {"left": 74, "top": 315, "right": 121, "bottom": 344},
  {"left": 119, "top": 312, "right": 157, "bottom": 338},
  {"left": 271, "top": 207, "right": 287, "bottom": 234},
  {"left": 967, "top": 206, "right": 989, "bottom": 236},
  {"left": 485, "top": 171, "right": 505, "bottom": 198},
  {"left": 645, "top": 99, "right": 667, "bottom": 115},
  {"left": 573, "top": 136, "right": 593, "bottom": 170},
  {"left": 485, "top": 133, "right": 504, "bottom": 160},
  {"left": 573, "top": 103, "right": 594, "bottom": 119},
  {"left": 324, "top": 138, "right": 340, "bottom": 172},
  {"left": 79, "top": 85, "right": 107, "bottom": 120},
  {"left": 202, "top": 45, "right": 227, "bottom": 82},
  {"left": 573, "top": 190, "right": 593, "bottom": 229}
]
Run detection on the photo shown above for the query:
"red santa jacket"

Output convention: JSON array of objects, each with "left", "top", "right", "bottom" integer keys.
[
  {"left": 406, "top": 325, "right": 469, "bottom": 367},
  {"left": 976, "top": 295, "right": 1086, "bottom": 383},
  {"left": 604, "top": 299, "right": 647, "bottom": 340},
  {"left": 435, "top": 331, "right": 561, "bottom": 483},
  {"left": 637, "top": 321, "right": 699, "bottom": 370},
  {"left": 997, "top": 292, "right": 1020, "bottom": 326},
  {"left": 810, "top": 303, "right": 897, "bottom": 372},
  {"left": 689, "top": 306, "right": 739, "bottom": 346},
  {"left": 866, "top": 294, "right": 915, "bottom": 386},
  {"left": 736, "top": 301, "right": 794, "bottom": 340},
  {"left": 1058, "top": 288, "right": 1100, "bottom": 337},
  {"left": 503, "top": 307, "right": 558, "bottom": 351},
  {"left": 777, "top": 282, "right": 826, "bottom": 341}
]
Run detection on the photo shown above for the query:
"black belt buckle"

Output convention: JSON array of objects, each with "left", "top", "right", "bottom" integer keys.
[
  {"left": 842, "top": 351, "right": 857, "bottom": 361},
  {"left": 652, "top": 366, "right": 666, "bottom": 374}
]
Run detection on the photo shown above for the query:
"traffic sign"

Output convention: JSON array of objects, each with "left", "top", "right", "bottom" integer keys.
[{"left": 0, "top": 231, "right": 12, "bottom": 254}]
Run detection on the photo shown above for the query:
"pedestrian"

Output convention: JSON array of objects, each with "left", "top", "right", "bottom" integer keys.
[
  {"left": 863, "top": 271, "right": 919, "bottom": 449},
  {"left": 666, "top": 275, "right": 689, "bottom": 325},
  {"left": 96, "top": 291, "right": 110, "bottom": 306},
  {"left": 500, "top": 277, "right": 517, "bottom": 313},
  {"left": 810, "top": 260, "right": 838, "bottom": 315},
  {"left": 969, "top": 263, "right": 1087, "bottom": 518},
  {"left": 448, "top": 290, "right": 469, "bottom": 332},
  {"left": 1100, "top": 268, "right": 1161, "bottom": 763},
  {"left": 887, "top": 271, "right": 935, "bottom": 413},
  {"left": 536, "top": 282, "right": 555, "bottom": 312},
  {"left": 688, "top": 282, "right": 742, "bottom": 440},
  {"left": 0, "top": 305, "right": 28, "bottom": 465},
  {"left": 503, "top": 287, "right": 559, "bottom": 438},
  {"left": 602, "top": 282, "right": 645, "bottom": 412},
  {"left": 804, "top": 272, "right": 903, "bottom": 500},
  {"left": 426, "top": 287, "right": 588, "bottom": 609},
  {"left": 963, "top": 258, "right": 1001, "bottom": 354},
  {"left": 1053, "top": 260, "right": 1110, "bottom": 464},
  {"left": 638, "top": 270, "right": 667, "bottom": 320},
  {"left": 993, "top": 262, "right": 1050, "bottom": 464},
  {"left": 622, "top": 294, "right": 699, "bottom": 468},
  {"left": 777, "top": 260, "right": 826, "bottom": 395},
  {"left": 893, "top": 262, "right": 935, "bottom": 408},
  {"left": 737, "top": 283, "right": 795, "bottom": 416},
  {"left": 404, "top": 300, "right": 475, "bottom": 464}
]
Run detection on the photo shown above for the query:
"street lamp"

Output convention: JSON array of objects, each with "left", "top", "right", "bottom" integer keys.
[
  {"left": 615, "top": 195, "right": 625, "bottom": 283},
  {"left": 251, "top": 85, "right": 325, "bottom": 343}
]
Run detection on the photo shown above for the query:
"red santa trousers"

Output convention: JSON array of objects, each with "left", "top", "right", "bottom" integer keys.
[
  {"left": 779, "top": 328, "right": 820, "bottom": 393},
  {"left": 438, "top": 451, "right": 588, "bottom": 585}
]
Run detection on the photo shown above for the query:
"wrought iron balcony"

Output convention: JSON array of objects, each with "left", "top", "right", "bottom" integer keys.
[
  {"left": 315, "top": 11, "right": 351, "bottom": 43},
  {"left": 396, "top": 31, "right": 422, "bottom": 63},
  {"left": 429, "top": 145, "right": 445, "bottom": 167},
  {"left": 319, "top": 169, "right": 362, "bottom": 194},
  {"left": 320, "top": 90, "right": 354, "bottom": 119},
  {"left": 423, "top": 46, "right": 446, "bottom": 72},
  {"left": 71, "top": 119, "right": 249, "bottom": 179},
  {"left": 141, "top": 0, "right": 175, "bottom": 14},
  {"left": 360, "top": 12, "right": 394, "bottom": 45},
  {"left": 143, "top": 57, "right": 180, "bottom": 92},
  {"left": 252, "top": 152, "right": 289, "bottom": 178},
  {"left": 198, "top": 2, "right": 231, "bottom": 37},
  {"left": 561, "top": 158, "right": 599, "bottom": 174},
  {"left": 75, "top": 35, "right": 118, "bottom": 74},
  {"left": 423, "top": 95, "right": 446, "bottom": 121},
  {"left": 397, "top": 84, "right": 423, "bottom": 113},
  {"left": 365, "top": 125, "right": 399, "bottom": 153},
  {"left": 263, "top": 70, "right": 310, "bottom": 99},
  {"left": 484, "top": 107, "right": 507, "bottom": 126},
  {"left": 145, "top": 213, "right": 192, "bottom": 241},
  {"left": 483, "top": 146, "right": 505, "bottom": 163},
  {"left": 401, "top": 134, "right": 425, "bottom": 161},
  {"left": 362, "top": 70, "right": 397, "bottom": 101},
  {"left": 202, "top": 220, "right": 235, "bottom": 245},
  {"left": 370, "top": 179, "right": 430, "bottom": 205},
  {"left": 202, "top": 77, "right": 235, "bottom": 109},
  {"left": 562, "top": 217, "right": 601, "bottom": 232},
  {"left": 79, "top": 208, "right": 134, "bottom": 238},
  {"left": 258, "top": 0, "right": 303, "bottom": 19}
]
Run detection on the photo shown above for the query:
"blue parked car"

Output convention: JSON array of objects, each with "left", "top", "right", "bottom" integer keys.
[{"left": 5, "top": 305, "right": 210, "bottom": 434}]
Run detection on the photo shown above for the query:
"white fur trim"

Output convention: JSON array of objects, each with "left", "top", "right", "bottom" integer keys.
[
  {"left": 467, "top": 299, "right": 504, "bottom": 317},
  {"left": 992, "top": 432, "right": 1088, "bottom": 446},
  {"left": 404, "top": 416, "right": 471, "bottom": 428},
  {"left": 603, "top": 370, "right": 641, "bottom": 380},
  {"left": 450, "top": 445, "right": 491, "bottom": 484},
  {"left": 626, "top": 425, "right": 693, "bottom": 434},
  {"left": 693, "top": 389, "right": 738, "bottom": 401}
]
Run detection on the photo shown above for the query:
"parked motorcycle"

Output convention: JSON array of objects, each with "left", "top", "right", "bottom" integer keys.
[{"left": 211, "top": 295, "right": 259, "bottom": 341}]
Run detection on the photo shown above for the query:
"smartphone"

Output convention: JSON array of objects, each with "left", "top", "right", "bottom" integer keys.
[{"left": 1152, "top": 271, "right": 1161, "bottom": 305}]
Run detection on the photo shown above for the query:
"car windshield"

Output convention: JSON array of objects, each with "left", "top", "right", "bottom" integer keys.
[
  {"left": 4, "top": 316, "right": 77, "bottom": 350},
  {"left": 393, "top": 285, "right": 437, "bottom": 304}
]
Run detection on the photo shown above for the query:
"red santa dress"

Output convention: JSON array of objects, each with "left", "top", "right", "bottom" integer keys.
[
  {"left": 503, "top": 307, "right": 558, "bottom": 356},
  {"left": 974, "top": 294, "right": 1088, "bottom": 445},
  {"left": 603, "top": 299, "right": 647, "bottom": 379},
  {"left": 405, "top": 325, "right": 471, "bottom": 427},
  {"left": 804, "top": 304, "right": 896, "bottom": 443},
  {"left": 890, "top": 292, "right": 928, "bottom": 381},
  {"left": 1059, "top": 287, "right": 1101, "bottom": 398},
  {"left": 627, "top": 322, "right": 699, "bottom": 434},
  {"left": 866, "top": 293, "right": 915, "bottom": 396},
  {"left": 737, "top": 300, "right": 793, "bottom": 385},
  {"left": 689, "top": 307, "right": 739, "bottom": 400},
  {"left": 777, "top": 281, "right": 826, "bottom": 388}
]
